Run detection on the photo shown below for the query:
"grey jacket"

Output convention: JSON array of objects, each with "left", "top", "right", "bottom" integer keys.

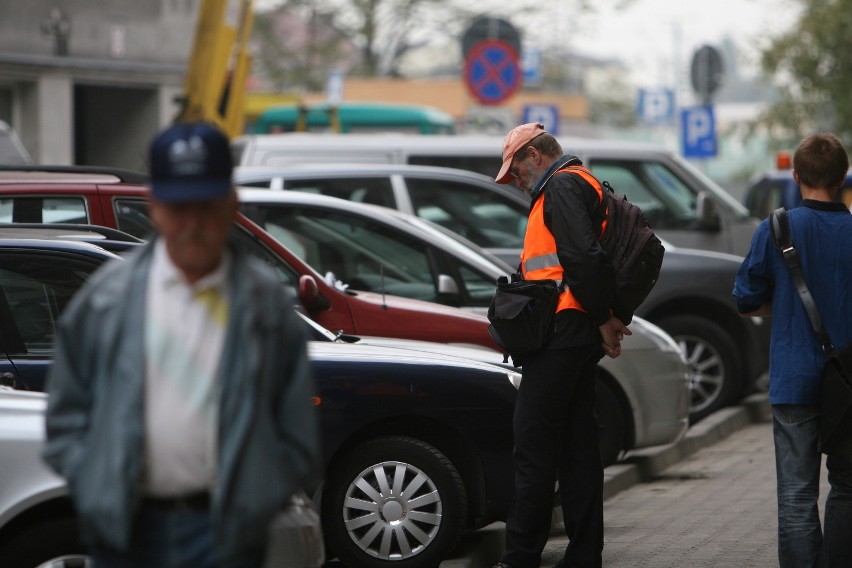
[{"left": 42, "top": 238, "right": 320, "bottom": 561}]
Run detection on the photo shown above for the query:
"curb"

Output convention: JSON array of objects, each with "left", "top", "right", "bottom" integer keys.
[{"left": 441, "top": 393, "right": 771, "bottom": 567}]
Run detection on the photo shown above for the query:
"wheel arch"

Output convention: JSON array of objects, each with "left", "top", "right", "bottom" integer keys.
[
  {"left": 642, "top": 296, "right": 752, "bottom": 354},
  {"left": 0, "top": 496, "right": 78, "bottom": 552},
  {"left": 596, "top": 370, "right": 635, "bottom": 464}
]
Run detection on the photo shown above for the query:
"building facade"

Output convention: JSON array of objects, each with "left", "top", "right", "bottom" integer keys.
[{"left": 0, "top": 0, "right": 197, "bottom": 168}]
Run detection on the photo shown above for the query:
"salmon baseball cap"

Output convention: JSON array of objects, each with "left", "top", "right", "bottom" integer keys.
[{"left": 495, "top": 122, "right": 546, "bottom": 184}]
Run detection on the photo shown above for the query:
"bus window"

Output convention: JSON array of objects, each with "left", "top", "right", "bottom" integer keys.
[{"left": 254, "top": 103, "right": 455, "bottom": 135}]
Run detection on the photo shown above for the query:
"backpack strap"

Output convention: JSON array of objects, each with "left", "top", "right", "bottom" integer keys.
[
  {"left": 554, "top": 164, "right": 609, "bottom": 238},
  {"left": 770, "top": 207, "right": 836, "bottom": 356}
]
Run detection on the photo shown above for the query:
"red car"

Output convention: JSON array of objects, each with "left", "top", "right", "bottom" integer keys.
[{"left": 0, "top": 166, "right": 499, "bottom": 351}]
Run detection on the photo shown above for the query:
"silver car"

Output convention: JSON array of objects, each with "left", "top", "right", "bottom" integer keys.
[
  {"left": 236, "top": 187, "right": 766, "bottom": 422},
  {"left": 232, "top": 135, "right": 760, "bottom": 257},
  {"left": 0, "top": 387, "right": 326, "bottom": 568},
  {"left": 0, "top": 388, "right": 84, "bottom": 567},
  {"left": 240, "top": 188, "right": 690, "bottom": 463}
]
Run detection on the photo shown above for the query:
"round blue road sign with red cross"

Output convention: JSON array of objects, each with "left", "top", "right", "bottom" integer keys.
[{"left": 464, "top": 39, "right": 521, "bottom": 105}]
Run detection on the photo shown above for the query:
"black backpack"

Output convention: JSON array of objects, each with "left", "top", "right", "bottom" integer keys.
[{"left": 559, "top": 165, "right": 665, "bottom": 323}]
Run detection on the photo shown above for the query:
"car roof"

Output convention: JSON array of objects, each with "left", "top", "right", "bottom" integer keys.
[
  {"left": 235, "top": 132, "right": 675, "bottom": 155},
  {"left": 0, "top": 223, "right": 144, "bottom": 253},
  {"left": 0, "top": 165, "right": 149, "bottom": 185},
  {"left": 0, "top": 236, "right": 123, "bottom": 259},
  {"left": 234, "top": 162, "right": 508, "bottom": 184}
]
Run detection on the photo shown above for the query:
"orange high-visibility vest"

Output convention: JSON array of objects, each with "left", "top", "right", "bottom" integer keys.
[{"left": 521, "top": 165, "right": 606, "bottom": 313}]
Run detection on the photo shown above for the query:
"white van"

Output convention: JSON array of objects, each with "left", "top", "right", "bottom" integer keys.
[{"left": 232, "top": 133, "right": 759, "bottom": 256}]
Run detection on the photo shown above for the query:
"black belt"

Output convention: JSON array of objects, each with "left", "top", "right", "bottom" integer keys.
[{"left": 141, "top": 491, "right": 211, "bottom": 511}]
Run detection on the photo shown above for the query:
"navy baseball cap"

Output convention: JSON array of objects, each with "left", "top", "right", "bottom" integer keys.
[{"left": 148, "top": 122, "right": 233, "bottom": 203}]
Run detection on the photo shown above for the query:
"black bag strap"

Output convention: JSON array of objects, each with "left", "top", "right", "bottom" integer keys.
[{"left": 769, "top": 207, "right": 836, "bottom": 356}]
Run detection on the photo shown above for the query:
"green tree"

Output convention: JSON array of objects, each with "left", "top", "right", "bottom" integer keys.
[{"left": 759, "top": 0, "right": 852, "bottom": 147}]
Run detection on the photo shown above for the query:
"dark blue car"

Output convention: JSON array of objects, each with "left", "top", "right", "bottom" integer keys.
[
  {"left": 0, "top": 234, "right": 519, "bottom": 568},
  {"left": 743, "top": 159, "right": 852, "bottom": 219}
]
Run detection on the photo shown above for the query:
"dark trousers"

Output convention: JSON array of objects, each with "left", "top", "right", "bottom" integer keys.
[
  {"left": 501, "top": 346, "right": 604, "bottom": 568},
  {"left": 91, "top": 503, "right": 264, "bottom": 568}
]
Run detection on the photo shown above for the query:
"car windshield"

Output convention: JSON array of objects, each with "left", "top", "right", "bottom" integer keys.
[
  {"left": 404, "top": 176, "right": 527, "bottom": 248},
  {"left": 242, "top": 201, "right": 502, "bottom": 306}
]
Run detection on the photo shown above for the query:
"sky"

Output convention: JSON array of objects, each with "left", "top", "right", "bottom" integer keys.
[
  {"left": 256, "top": 0, "right": 803, "bottom": 92},
  {"left": 529, "top": 0, "right": 801, "bottom": 89}
]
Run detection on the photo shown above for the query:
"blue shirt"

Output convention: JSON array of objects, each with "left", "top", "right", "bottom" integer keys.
[{"left": 733, "top": 200, "right": 852, "bottom": 404}]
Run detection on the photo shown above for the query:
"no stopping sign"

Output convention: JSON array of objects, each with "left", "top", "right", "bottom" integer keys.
[{"left": 464, "top": 39, "right": 521, "bottom": 105}]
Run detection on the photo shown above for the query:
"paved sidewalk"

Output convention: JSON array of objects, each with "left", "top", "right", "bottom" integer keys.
[{"left": 445, "top": 393, "right": 831, "bottom": 567}]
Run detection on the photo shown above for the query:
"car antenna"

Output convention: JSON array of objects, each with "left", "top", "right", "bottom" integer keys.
[{"left": 380, "top": 263, "right": 387, "bottom": 310}]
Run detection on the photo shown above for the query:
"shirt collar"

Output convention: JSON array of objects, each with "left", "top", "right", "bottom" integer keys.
[
  {"left": 800, "top": 199, "right": 850, "bottom": 213},
  {"left": 151, "top": 239, "right": 232, "bottom": 294},
  {"left": 529, "top": 154, "right": 583, "bottom": 201}
]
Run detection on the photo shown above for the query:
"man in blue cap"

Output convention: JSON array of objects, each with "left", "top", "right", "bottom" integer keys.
[{"left": 43, "top": 122, "right": 320, "bottom": 567}]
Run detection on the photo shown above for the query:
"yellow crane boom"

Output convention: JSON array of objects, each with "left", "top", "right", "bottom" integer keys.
[{"left": 175, "top": 0, "right": 254, "bottom": 138}]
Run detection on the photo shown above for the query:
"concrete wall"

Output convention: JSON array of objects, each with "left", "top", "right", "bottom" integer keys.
[
  {"left": 0, "top": 0, "right": 193, "bottom": 166},
  {"left": 0, "top": 0, "right": 194, "bottom": 61}
]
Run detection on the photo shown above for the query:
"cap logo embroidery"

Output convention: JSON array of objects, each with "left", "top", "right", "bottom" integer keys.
[{"left": 168, "top": 135, "right": 207, "bottom": 176}]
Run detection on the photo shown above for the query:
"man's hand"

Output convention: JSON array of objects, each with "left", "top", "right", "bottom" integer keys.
[{"left": 599, "top": 317, "right": 632, "bottom": 359}]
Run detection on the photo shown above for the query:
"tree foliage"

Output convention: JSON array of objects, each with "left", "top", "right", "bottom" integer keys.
[
  {"left": 253, "top": 0, "right": 553, "bottom": 89},
  {"left": 759, "top": 0, "right": 852, "bottom": 147}
]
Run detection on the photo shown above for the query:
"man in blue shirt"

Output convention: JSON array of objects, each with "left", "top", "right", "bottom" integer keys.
[{"left": 733, "top": 132, "right": 852, "bottom": 567}]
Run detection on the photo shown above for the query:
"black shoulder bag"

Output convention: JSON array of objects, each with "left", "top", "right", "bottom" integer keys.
[
  {"left": 487, "top": 273, "right": 562, "bottom": 366},
  {"left": 770, "top": 207, "right": 852, "bottom": 458}
]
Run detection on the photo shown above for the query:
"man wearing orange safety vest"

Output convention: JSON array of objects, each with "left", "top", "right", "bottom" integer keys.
[{"left": 491, "top": 123, "right": 631, "bottom": 568}]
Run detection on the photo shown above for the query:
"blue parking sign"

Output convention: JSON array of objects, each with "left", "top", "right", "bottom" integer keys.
[
  {"left": 681, "top": 105, "right": 717, "bottom": 158},
  {"left": 522, "top": 104, "right": 559, "bottom": 135},
  {"left": 637, "top": 88, "right": 675, "bottom": 124}
]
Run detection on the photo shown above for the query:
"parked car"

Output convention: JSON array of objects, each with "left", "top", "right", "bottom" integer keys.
[
  {"left": 0, "top": 227, "right": 687, "bottom": 467},
  {"left": 0, "top": 388, "right": 84, "bottom": 567},
  {"left": 0, "top": 166, "right": 500, "bottom": 352},
  {"left": 298, "top": 312, "right": 689, "bottom": 469},
  {"left": 231, "top": 134, "right": 760, "bottom": 256},
  {"left": 235, "top": 188, "right": 769, "bottom": 422},
  {"left": 742, "top": 153, "right": 852, "bottom": 218},
  {"left": 233, "top": 164, "right": 529, "bottom": 264},
  {"left": 0, "top": 235, "right": 522, "bottom": 568}
]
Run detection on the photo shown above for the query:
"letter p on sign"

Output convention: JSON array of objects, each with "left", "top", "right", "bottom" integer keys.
[{"left": 681, "top": 105, "right": 717, "bottom": 158}]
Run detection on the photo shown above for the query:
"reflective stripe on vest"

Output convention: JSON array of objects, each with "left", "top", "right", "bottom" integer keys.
[{"left": 521, "top": 165, "right": 605, "bottom": 314}]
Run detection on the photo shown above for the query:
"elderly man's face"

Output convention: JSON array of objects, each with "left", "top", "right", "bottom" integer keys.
[
  {"left": 149, "top": 191, "right": 237, "bottom": 284},
  {"left": 509, "top": 146, "right": 542, "bottom": 195}
]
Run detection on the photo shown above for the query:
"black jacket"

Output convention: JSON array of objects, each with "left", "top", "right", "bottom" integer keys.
[{"left": 531, "top": 155, "right": 617, "bottom": 349}]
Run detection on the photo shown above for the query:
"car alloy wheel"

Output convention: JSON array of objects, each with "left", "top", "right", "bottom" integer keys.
[
  {"left": 323, "top": 435, "right": 467, "bottom": 568},
  {"left": 659, "top": 314, "right": 743, "bottom": 423}
]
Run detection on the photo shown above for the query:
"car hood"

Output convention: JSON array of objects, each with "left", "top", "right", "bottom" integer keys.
[
  {"left": 337, "top": 315, "right": 682, "bottom": 367},
  {"left": 307, "top": 340, "right": 518, "bottom": 377}
]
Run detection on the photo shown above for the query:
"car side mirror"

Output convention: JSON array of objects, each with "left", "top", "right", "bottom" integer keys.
[
  {"left": 1, "top": 372, "right": 17, "bottom": 389},
  {"left": 437, "top": 274, "right": 460, "bottom": 295},
  {"left": 696, "top": 191, "right": 721, "bottom": 231},
  {"left": 298, "top": 275, "right": 329, "bottom": 311}
]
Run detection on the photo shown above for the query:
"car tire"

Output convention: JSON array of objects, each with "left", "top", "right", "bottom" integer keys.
[
  {"left": 0, "top": 517, "right": 89, "bottom": 567},
  {"left": 658, "top": 314, "right": 744, "bottom": 423},
  {"left": 322, "top": 435, "right": 467, "bottom": 568},
  {"left": 596, "top": 379, "right": 626, "bottom": 467}
]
